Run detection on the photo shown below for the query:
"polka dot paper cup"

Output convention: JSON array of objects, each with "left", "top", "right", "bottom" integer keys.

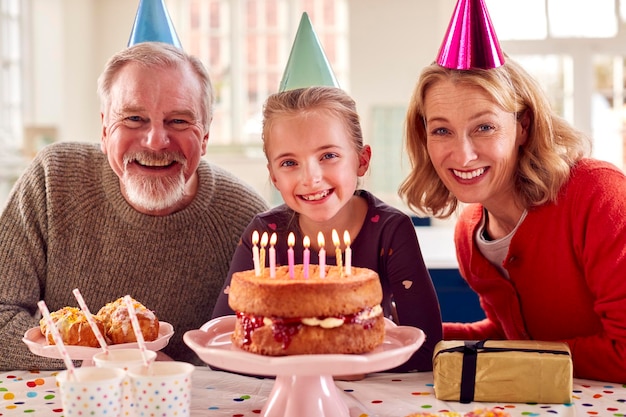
[
  {"left": 94, "top": 349, "right": 158, "bottom": 416},
  {"left": 127, "top": 361, "right": 194, "bottom": 417},
  {"left": 93, "top": 348, "right": 158, "bottom": 371},
  {"left": 56, "top": 366, "right": 125, "bottom": 417}
]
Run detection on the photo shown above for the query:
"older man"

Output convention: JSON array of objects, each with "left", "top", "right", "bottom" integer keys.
[{"left": 0, "top": 42, "right": 268, "bottom": 369}]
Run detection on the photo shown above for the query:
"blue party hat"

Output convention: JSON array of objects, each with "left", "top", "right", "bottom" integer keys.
[
  {"left": 278, "top": 12, "right": 339, "bottom": 92},
  {"left": 128, "top": 0, "right": 182, "bottom": 48}
]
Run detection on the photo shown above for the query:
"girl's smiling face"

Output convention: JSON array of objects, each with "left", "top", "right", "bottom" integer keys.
[
  {"left": 266, "top": 110, "right": 370, "bottom": 225},
  {"left": 423, "top": 80, "right": 528, "bottom": 211}
]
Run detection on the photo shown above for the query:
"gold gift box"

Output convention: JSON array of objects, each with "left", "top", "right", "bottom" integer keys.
[{"left": 433, "top": 340, "right": 573, "bottom": 404}]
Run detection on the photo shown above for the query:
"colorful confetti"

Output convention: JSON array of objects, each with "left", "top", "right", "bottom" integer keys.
[{"left": 1, "top": 369, "right": 625, "bottom": 416}]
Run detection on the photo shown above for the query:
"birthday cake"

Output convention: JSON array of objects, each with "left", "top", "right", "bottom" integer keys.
[{"left": 228, "top": 264, "right": 385, "bottom": 355}]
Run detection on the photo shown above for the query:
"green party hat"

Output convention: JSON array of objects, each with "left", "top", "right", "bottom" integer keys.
[{"left": 278, "top": 12, "right": 339, "bottom": 92}]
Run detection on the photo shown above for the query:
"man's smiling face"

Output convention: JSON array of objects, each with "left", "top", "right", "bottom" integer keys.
[{"left": 100, "top": 61, "right": 208, "bottom": 215}]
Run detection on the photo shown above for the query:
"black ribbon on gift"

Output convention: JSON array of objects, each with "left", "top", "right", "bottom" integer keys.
[{"left": 435, "top": 340, "right": 571, "bottom": 403}]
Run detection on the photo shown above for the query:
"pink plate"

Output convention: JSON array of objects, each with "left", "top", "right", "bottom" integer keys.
[
  {"left": 184, "top": 316, "right": 425, "bottom": 417},
  {"left": 22, "top": 321, "right": 174, "bottom": 362},
  {"left": 183, "top": 315, "right": 425, "bottom": 377}
]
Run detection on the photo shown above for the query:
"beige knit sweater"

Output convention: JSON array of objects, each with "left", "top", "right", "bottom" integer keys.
[{"left": 0, "top": 142, "right": 268, "bottom": 370}]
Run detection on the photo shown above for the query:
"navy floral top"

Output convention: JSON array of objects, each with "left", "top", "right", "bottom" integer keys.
[{"left": 211, "top": 190, "right": 442, "bottom": 372}]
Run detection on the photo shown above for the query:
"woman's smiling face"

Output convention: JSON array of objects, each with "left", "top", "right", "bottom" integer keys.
[{"left": 423, "top": 80, "right": 527, "bottom": 210}]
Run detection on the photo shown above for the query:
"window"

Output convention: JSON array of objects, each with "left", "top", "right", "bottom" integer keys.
[
  {"left": 168, "top": 1, "right": 626, "bottom": 207},
  {"left": 0, "top": 0, "right": 25, "bottom": 208},
  {"left": 176, "top": 0, "right": 348, "bottom": 148},
  {"left": 487, "top": 0, "right": 626, "bottom": 170},
  {"left": 487, "top": 0, "right": 619, "bottom": 39},
  {"left": 0, "top": 0, "right": 22, "bottom": 146}
]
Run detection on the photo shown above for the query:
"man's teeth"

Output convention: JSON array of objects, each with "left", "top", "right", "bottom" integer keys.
[
  {"left": 136, "top": 159, "right": 173, "bottom": 167},
  {"left": 452, "top": 167, "right": 485, "bottom": 179},
  {"left": 301, "top": 190, "right": 330, "bottom": 201}
]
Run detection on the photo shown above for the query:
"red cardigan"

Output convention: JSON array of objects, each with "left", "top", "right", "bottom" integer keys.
[{"left": 444, "top": 159, "right": 626, "bottom": 383}]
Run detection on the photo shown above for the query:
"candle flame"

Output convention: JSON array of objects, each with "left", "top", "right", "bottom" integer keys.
[
  {"left": 288, "top": 232, "right": 295, "bottom": 247},
  {"left": 331, "top": 229, "right": 340, "bottom": 248},
  {"left": 252, "top": 230, "right": 259, "bottom": 245},
  {"left": 343, "top": 230, "right": 351, "bottom": 247},
  {"left": 270, "top": 232, "right": 277, "bottom": 246},
  {"left": 260, "top": 231, "right": 269, "bottom": 248},
  {"left": 317, "top": 231, "right": 325, "bottom": 248},
  {"left": 303, "top": 235, "right": 310, "bottom": 248}
]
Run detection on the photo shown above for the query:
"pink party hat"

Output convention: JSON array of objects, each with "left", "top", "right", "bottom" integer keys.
[
  {"left": 436, "top": 0, "right": 504, "bottom": 70},
  {"left": 128, "top": 0, "right": 182, "bottom": 48}
]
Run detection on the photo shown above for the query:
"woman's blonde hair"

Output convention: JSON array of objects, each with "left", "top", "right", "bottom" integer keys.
[
  {"left": 261, "top": 86, "right": 364, "bottom": 156},
  {"left": 399, "top": 58, "right": 592, "bottom": 218}
]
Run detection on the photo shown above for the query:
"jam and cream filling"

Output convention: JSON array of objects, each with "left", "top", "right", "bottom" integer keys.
[
  {"left": 277, "top": 304, "right": 383, "bottom": 329},
  {"left": 236, "top": 305, "right": 383, "bottom": 349}
]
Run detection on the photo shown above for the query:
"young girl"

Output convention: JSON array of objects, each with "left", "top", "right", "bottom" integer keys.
[{"left": 212, "top": 86, "right": 442, "bottom": 372}]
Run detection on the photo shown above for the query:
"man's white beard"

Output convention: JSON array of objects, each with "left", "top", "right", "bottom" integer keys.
[{"left": 122, "top": 171, "right": 186, "bottom": 212}]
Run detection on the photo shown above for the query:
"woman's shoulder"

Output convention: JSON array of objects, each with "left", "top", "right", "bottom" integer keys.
[
  {"left": 563, "top": 158, "right": 625, "bottom": 196},
  {"left": 570, "top": 158, "right": 625, "bottom": 178}
]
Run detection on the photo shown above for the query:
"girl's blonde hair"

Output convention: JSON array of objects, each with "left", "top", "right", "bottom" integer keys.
[{"left": 262, "top": 86, "right": 364, "bottom": 156}]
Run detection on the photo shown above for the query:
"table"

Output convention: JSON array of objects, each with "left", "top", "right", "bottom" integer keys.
[{"left": 1, "top": 368, "right": 624, "bottom": 416}]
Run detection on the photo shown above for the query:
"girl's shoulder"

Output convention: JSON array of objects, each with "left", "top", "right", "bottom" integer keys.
[
  {"left": 358, "top": 190, "right": 413, "bottom": 222},
  {"left": 252, "top": 204, "right": 298, "bottom": 234}
]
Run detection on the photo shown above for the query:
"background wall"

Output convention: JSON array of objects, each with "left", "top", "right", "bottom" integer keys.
[
  {"left": 24, "top": 0, "right": 455, "bottom": 210},
  {"left": 20, "top": 0, "right": 480, "bottom": 321}
]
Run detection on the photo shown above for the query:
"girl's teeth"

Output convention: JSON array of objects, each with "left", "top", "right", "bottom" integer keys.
[{"left": 302, "top": 190, "right": 330, "bottom": 201}]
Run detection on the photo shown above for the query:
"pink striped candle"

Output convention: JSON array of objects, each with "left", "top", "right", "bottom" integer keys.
[
  {"left": 303, "top": 236, "right": 310, "bottom": 279},
  {"left": 287, "top": 232, "right": 295, "bottom": 278}
]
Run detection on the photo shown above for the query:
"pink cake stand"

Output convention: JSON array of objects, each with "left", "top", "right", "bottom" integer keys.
[{"left": 184, "top": 315, "right": 425, "bottom": 417}]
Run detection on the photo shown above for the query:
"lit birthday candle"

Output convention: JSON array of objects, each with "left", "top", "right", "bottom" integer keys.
[
  {"left": 252, "top": 230, "right": 260, "bottom": 276},
  {"left": 260, "top": 231, "right": 268, "bottom": 275},
  {"left": 287, "top": 232, "right": 295, "bottom": 278},
  {"left": 332, "top": 229, "right": 343, "bottom": 276},
  {"left": 344, "top": 230, "right": 352, "bottom": 276},
  {"left": 303, "top": 236, "right": 311, "bottom": 279},
  {"left": 318, "top": 232, "right": 326, "bottom": 278},
  {"left": 269, "top": 232, "right": 277, "bottom": 278}
]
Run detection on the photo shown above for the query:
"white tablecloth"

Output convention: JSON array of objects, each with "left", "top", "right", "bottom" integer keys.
[{"left": 1, "top": 367, "right": 624, "bottom": 416}]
